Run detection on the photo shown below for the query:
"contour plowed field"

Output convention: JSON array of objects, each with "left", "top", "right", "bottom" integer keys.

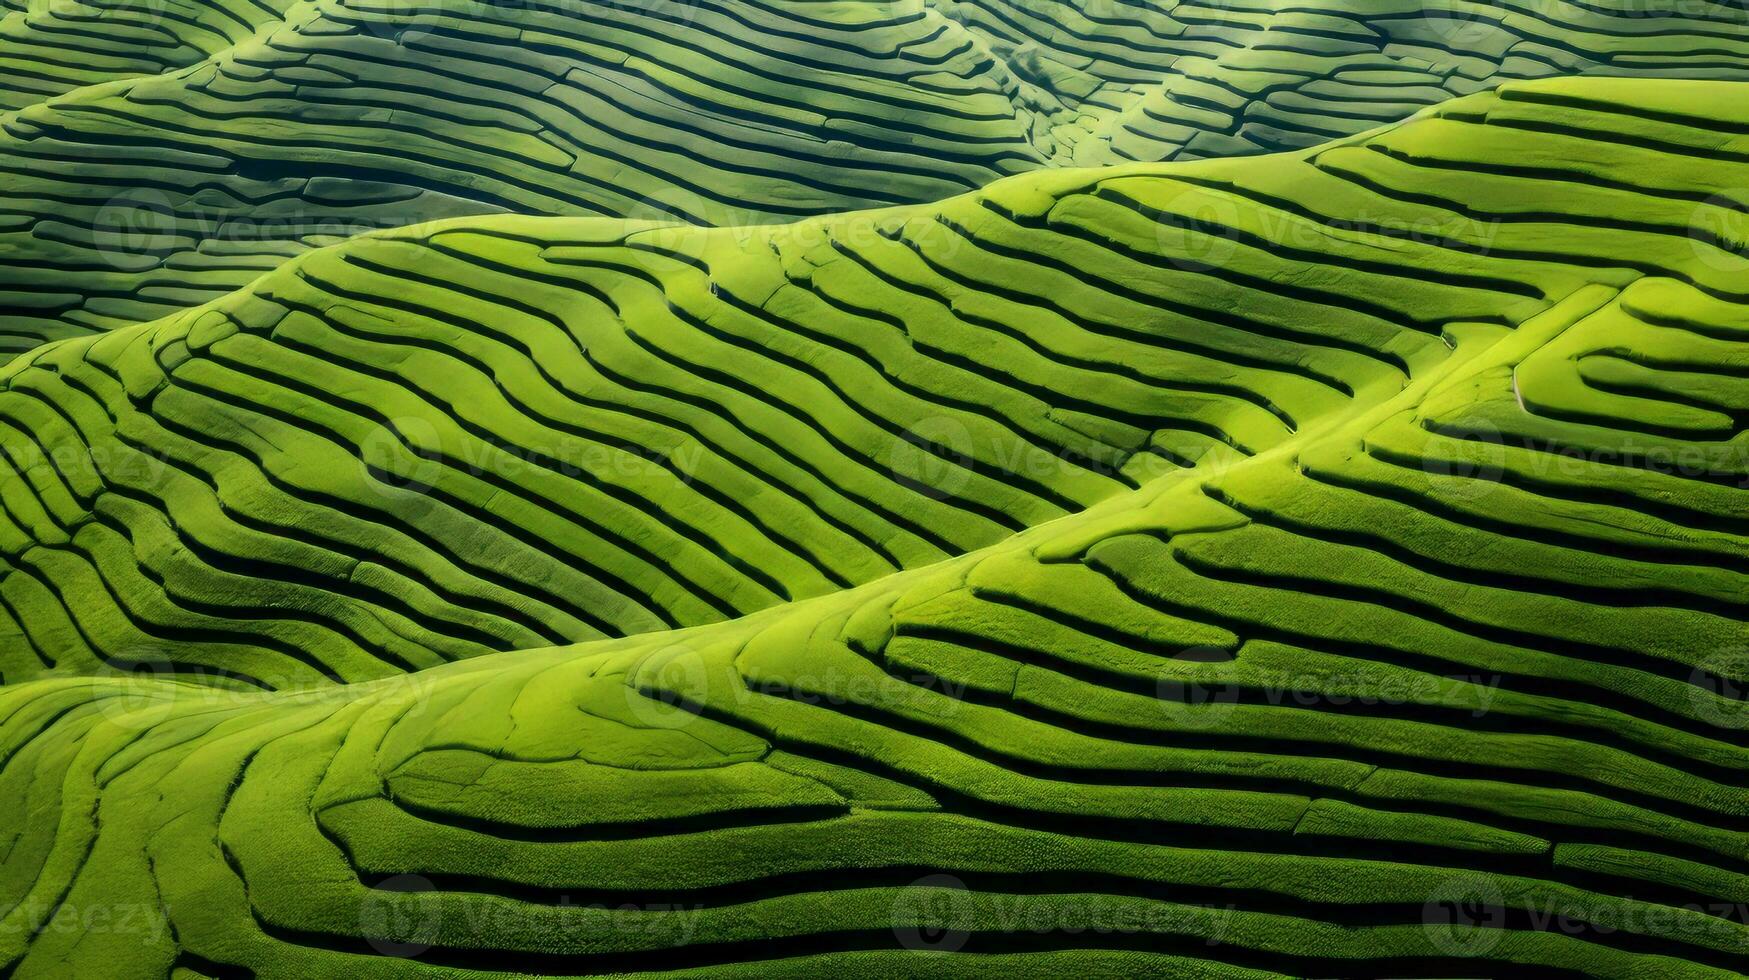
[
  {"left": 10, "top": 0, "right": 1749, "bottom": 350},
  {"left": 0, "top": 71, "right": 1744, "bottom": 977}
]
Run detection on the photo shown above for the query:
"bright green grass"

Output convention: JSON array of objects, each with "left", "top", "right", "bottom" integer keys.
[{"left": 0, "top": 75, "right": 1744, "bottom": 977}]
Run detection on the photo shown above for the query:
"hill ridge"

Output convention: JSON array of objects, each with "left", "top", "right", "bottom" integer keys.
[
  {"left": 0, "top": 73, "right": 1746, "bottom": 976},
  {"left": 10, "top": 0, "right": 1749, "bottom": 353}
]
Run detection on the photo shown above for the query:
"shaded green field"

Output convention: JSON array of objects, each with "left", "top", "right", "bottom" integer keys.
[
  {"left": 0, "top": 71, "right": 1743, "bottom": 977},
  {"left": 9, "top": 0, "right": 1749, "bottom": 350}
]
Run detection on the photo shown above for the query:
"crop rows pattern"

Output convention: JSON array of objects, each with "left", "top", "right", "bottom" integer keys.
[
  {"left": 8, "top": 0, "right": 1749, "bottom": 350},
  {"left": 0, "top": 69, "right": 1744, "bottom": 977}
]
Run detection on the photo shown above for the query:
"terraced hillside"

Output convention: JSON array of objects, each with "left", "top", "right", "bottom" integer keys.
[
  {"left": 0, "top": 67, "right": 1707, "bottom": 689},
  {"left": 0, "top": 75, "right": 1745, "bottom": 977},
  {"left": 10, "top": 0, "right": 1749, "bottom": 351}
]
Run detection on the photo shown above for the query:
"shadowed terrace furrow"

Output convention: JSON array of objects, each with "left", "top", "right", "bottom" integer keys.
[
  {"left": 2, "top": 73, "right": 1749, "bottom": 980},
  {"left": 714, "top": 659, "right": 1749, "bottom": 863},
  {"left": 10, "top": 0, "right": 1749, "bottom": 344},
  {"left": 369, "top": 240, "right": 926, "bottom": 572},
  {"left": 11, "top": 79, "right": 1723, "bottom": 684}
]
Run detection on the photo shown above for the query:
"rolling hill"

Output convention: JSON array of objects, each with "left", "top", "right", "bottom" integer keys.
[
  {"left": 9, "top": 0, "right": 1749, "bottom": 353},
  {"left": 0, "top": 70, "right": 1744, "bottom": 977}
]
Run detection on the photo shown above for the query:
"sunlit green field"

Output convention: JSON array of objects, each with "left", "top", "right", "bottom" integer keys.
[{"left": 0, "top": 1, "right": 1746, "bottom": 977}]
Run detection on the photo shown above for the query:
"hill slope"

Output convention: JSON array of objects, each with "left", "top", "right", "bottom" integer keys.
[
  {"left": 11, "top": 73, "right": 1749, "bottom": 688},
  {"left": 0, "top": 75, "right": 1744, "bottom": 977},
  {"left": 8, "top": 0, "right": 1749, "bottom": 350}
]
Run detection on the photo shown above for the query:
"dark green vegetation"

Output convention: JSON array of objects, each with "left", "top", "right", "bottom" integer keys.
[
  {"left": 10, "top": 0, "right": 1749, "bottom": 350},
  {"left": 1, "top": 0, "right": 1749, "bottom": 978}
]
